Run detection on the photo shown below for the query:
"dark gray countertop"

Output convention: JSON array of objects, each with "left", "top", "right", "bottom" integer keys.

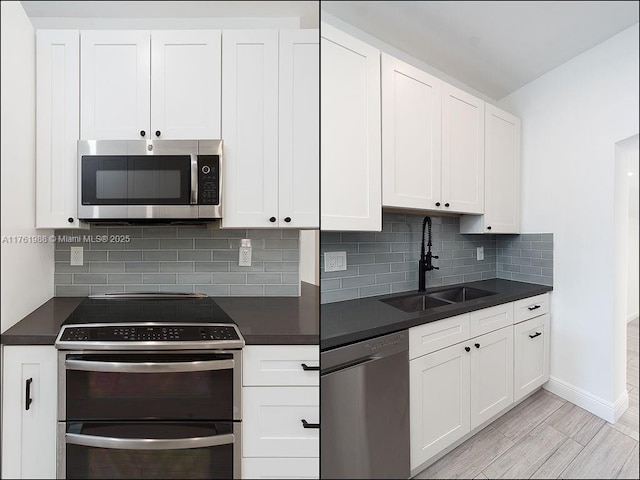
[
  {"left": 0, "top": 283, "right": 319, "bottom": 346},
  {"left": 321, "top": 279, "right": 552, "bottom": 351}
]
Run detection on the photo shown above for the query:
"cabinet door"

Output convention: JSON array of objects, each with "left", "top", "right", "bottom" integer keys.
[
  {"left": 242, "top": 458, "right": 319, "bottom": 479},
  {"left": 470, "top": 326, "right": 514, "bottom": 429},
  {"left": 1, "top": 346, "right": 57, "bottom": 479},
  {"left": 514, "top": 314, "right": 550, "bottom": 402},
  {"left": 410, "top": 343, "right": 470, "bottom": 470},
  {"left": 321, "top": 23, "right": 381, "bottom": 231},
  {"left": 36, "top": 30, "right": 82, "bottom": 229},
  {"left": 80, "top": 30, "right": 150, "bottom": 140},
  {"left": 278, "top": 29, "right": 319, "bottom": 229},
  {"left": 151, "top": 30, "right": 221, "bottom": 139},
  {"left": 222, "top": 30, "right": 279, "bottom": 228},
  {"left": 243, "top": 386, "right": 319, "bottom": 458},
  {"left": 382, "top": 54, "right": 441, "bottom": 211},
  {"left": 484, "top": 104, "right": 521, "bottom": 232},
  {"left": 441, "top": 83, "right": 485, "bottom": 214},
  {"left": 243, "top": 345, "right": 319, "bottom": 387}
]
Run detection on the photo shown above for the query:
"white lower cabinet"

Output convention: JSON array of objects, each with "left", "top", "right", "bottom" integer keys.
[
  {"left": 410, "top": 341, "right": 471, "bottom": 468},
  {"left": 242, "top": 345, "right": 319, "bottom": 479},
  {"left": 514, "top": 313, "right": 550, "bottom": 402},
  {"left": 409, "top": 294, "right": 549, "bottom": 472},
  {"left": 1, "top": 345, "right": 57, "bottom": 479}
]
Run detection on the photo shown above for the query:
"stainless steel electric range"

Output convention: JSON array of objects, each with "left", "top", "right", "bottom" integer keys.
[{"left": 54, "top": 293, "right": 245, "bottom": 480}]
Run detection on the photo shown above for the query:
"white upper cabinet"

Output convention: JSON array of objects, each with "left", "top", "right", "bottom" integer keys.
[
  {"left": 381, "top": 54, "right": 484, "bottom": 215},
  {"left": 36, "top": 30, "right": 82, "bottom": 229},
  {"left": 460, "top": 104, "right": 521, "bottom": 233},
  {"left": 221, "top": 30, "right": 280, "bottom": 228},
  {"left": 321, "top": 23, "right": 381, "bottom": 231},
  {"left": 278, "top": 29, "right": 320, "bottom": 229},
  {"left": 81, "top": 30, "right": 150, "bottom": 140},
  {"left": 150, "top": 31, "right": 221, "bottom": 139},
  {"left": 382, "top": 53, "right": 442, "bottom": 210},
  {"left": 81, "top": 30, "right": 221, "bottom": 140},
  {"left": 441, "top": 83, "right": 485, "bottom": 214}
]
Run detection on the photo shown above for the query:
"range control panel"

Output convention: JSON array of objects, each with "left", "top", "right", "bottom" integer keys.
[{"left": 58, "top": 324, "right": 240, "bottom": 343}]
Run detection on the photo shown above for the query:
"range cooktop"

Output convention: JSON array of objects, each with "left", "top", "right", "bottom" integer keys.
[{"left": 56, "top": 293, "right": 244, "bottom": 350}]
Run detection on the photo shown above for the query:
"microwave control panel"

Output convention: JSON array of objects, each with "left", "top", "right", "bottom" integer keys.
[{"left": 197, "top": 155, "right": 220, "bottom": 205}]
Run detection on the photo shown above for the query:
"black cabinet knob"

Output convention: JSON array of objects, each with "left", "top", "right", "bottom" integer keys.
[
  {"left": 269, "top": 217, "right": 276, "bottom": 223},
  {"left": 475, "top": 343, "right": 480, "bottom": 348},
  {"left": 155, "top": 130, "right": 161, "bottom": 137},
  {"left": 464, "top": 346, "right": 470, "bottom": 352},
  {"left": 487, "top": 226, "right": 492, "bottom": 230},
  {"left": 435, "top": 202, "right": 441, "bottom": 207},
  {"left": 445, "top": 203, "right": 450, "bottom": 207},
  {"left": 67, "top": 217, "right": 74, "bottom": 223},
  {"left": 140, "top": 130, "right": 146, "bottom": 137},
  {"left": 284, "top": 217, "right": 291, "bottom": 223}
]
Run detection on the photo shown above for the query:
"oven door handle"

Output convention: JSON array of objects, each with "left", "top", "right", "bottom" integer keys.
[
  {"left": 64, "top": 358, "right": 234, "bottom": 373},
  {"left": 65, "top": 432, "right": 235, "bottom": 450}
]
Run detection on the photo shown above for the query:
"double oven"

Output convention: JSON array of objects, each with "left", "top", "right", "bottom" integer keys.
[{"left": 55, "top": 294, "right": 244, "bottom": 479}]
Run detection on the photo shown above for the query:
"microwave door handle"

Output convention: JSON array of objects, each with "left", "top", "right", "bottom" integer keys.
[
  {"left": 65, "top": 358, "right": 234, "bottom": 373},
  {"left": 190, "top": 154, "right": 198, "bottom": 204},
  {"left": 65, "top": 432, "right": 235, "bottom": 450}
]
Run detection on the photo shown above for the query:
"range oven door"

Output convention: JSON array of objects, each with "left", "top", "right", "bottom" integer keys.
[
  {"left": 59, "top": 351, "right": 241, "bottom": 421},
  {"left": 57, "top": 421, "right": 240, "bottom": 479}
]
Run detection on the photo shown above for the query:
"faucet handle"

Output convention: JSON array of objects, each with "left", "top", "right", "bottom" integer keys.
[
  {"left": 433, "top": 266, "right": 439, "bottom": 270},
  {"left": 432, "top": 255, "right": 439, "bottom": 259}
]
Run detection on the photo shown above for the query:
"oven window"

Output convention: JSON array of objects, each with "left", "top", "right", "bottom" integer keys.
[{"left": 65, "top": 354, "right": 234, "bottom": 421}]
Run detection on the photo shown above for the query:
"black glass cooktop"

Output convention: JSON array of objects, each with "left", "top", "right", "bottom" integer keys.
[{"left": 62, "top": 296, "right": 234, "bottom": 326}]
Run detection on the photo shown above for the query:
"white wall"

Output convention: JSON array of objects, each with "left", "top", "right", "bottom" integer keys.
[
  {"left": 1, "top": 1, "right": 55, "bottom": 332},
  {"left": 499, "top": 23, "right": 639, "bottom": 422},
  {"left": 627, "top": 141, "right": 639, "bottom": 321}
]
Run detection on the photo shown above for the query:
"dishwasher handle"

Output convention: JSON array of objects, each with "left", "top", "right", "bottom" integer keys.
[{"left": 321, "top": 356, "right": 378, "bottom": 376}]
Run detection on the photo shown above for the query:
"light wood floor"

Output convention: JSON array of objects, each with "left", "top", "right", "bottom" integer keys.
[{"left": 415, "top": 318, "right": 639, "bottom": 479}]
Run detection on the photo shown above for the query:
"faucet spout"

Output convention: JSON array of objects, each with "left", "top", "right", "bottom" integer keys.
[{"left": 418, "top": 216, "right": 439, "bottom": 292}]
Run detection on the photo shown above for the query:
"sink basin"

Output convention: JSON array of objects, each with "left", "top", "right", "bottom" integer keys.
[
  {"left": 381, "top": 294, "right": 451, "bottom": 313},
  {"left": 428, "top": 286, "right": 496, "bottom": 303},
  {"left": 381, "top": 287, "right": 497, "bottom": 313}
]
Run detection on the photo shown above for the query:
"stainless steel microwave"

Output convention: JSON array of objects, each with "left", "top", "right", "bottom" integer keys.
[{"left": 78, "top": 140, "right": 222, "bottom": 221}]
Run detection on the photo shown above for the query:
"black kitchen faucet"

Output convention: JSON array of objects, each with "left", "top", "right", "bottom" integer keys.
[{"left": 418, "top": 216, "right": 439, "bottom": 292}]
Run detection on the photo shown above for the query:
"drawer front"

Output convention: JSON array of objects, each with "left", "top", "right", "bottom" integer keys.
[
  {"left": 409, "top": 313, "right": 470, "bottom": 360},
  {"left": 242, "top": 458, "right": 319, "bottom": 479},
  {"left": 243, "top": 386, "right": 319, "bottom": 457},
  {"left": 243, "top": 345, "right": 319, "bottom": 386},
  {"left": 513, "top": 293, "right": 550, "bottom": 324},
  {"left": 514, "top": 314, "right": 550, "bottom": 402},
  {"left": 469, "top": 302, "right": 514, "bottom": 337}
]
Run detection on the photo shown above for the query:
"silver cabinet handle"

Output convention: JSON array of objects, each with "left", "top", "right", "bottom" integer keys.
[
  {"left": 65, "top": 358, "right": 234, "bottom": 373},
  {"left": 66, "top": 432, "right": 234, "bottom": 450}
]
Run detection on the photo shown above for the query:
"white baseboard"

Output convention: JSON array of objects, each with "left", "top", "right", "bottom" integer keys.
[
  {"left": 628, "top": 312, "right": 639, "bottom": 323},
  {"left": 544, "top": 377, "right": 629, "bottom": 423}
]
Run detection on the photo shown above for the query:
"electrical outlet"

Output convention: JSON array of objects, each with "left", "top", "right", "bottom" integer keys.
[
  {"left": 239, "top": 239, "right": 252, "bottom": 267},
  {"left": 476, "top": 246, "right": 484, "bottom": 261},
  {"left": 70, "top": 246, "right": 83, "bottom": 266},
  {"left": 325, "top": 252, "right": 347, "bottom": 272}
]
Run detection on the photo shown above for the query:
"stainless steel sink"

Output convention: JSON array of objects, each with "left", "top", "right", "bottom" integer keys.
[
  {"left": 428, "top": 286, "right": 496, "bottom": 303},
  {"left": 380, "top": 287, "right": 497, "bottom": 313},
  {"left": 382, "top": 294, "right": 451, "bottom": 313}
]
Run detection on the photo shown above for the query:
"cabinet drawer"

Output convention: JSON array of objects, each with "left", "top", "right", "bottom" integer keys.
[
  {"left": 243, "top": 386, "right": 319, "bottom": 458},
  {"left": 242, "top": 458, "right": 319, "bottom": 479},
  {"left": 513, "top": 293, "right": 549, "bottom": 324},
  {"left": 514, "top": 314, "right": 550, "bottom": 402},
  {"left": 469, "top": 302, "right": 513, "bottom": 337},
  {"left": 409, "top": 313, "right": 470, "bottom": 359},
  {"left": 243, "top": 346, "right": 319, "bottom": 386}
]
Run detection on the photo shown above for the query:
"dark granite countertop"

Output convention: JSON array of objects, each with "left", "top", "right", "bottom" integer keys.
[
  {"left": 321, "top": 279, "right": 552, "bottom": 351},
  {"left": 0, "top": 283, "right": 319, "bottom": 346}
]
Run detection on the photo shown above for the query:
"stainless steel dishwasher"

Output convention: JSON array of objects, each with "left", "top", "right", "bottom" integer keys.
[{"left": 321, "top": 330, "right": 410, "bottom": 479}]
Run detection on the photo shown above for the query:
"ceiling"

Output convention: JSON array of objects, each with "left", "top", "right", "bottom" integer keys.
[
  {"left": 322, "top": 1, "right": 639, "bottom": 100},
  {"left": 21, "top": 1, "right": 319, "bottom": 28}
]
